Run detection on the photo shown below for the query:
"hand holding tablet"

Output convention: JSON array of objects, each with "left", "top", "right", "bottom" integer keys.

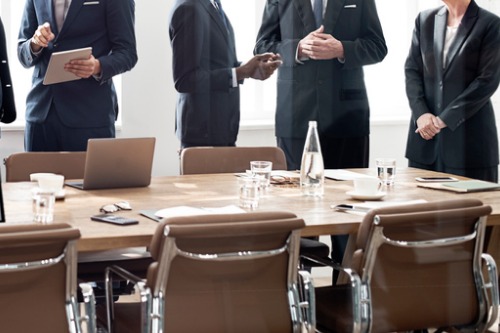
[{"left": 43, "top": 47, "right": 93, "bottom": 85}]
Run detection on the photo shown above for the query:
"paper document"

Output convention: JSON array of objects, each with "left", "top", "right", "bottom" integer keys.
[{"left": 155, "top": 205, "right": 245, "bottom": 219}]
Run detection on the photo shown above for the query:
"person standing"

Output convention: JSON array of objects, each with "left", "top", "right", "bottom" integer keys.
[
  {"left": 169, "top": 0, "right": 282, "bottom": 149},
  {"left": 255, "top": 0, "right": 387, "bottom": 267},
  {"left": 255, "top": 0, "right": 387, "bottom": 171},
  {"left": 18, "top": 0, "right": 138, "bottom": 151},
  {"left": 405, "top": 0, "right": 500, "bottom": 182},
  {"left": 0, "top": 16, "right": 16, "bottom": 126}
]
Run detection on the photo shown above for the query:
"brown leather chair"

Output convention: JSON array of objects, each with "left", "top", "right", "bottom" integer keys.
[
  {"left": 310, "top": 199, "right": 499, "bottom": 333},
  {"left": 102, "top": 211, "right": 316, "bottom": 333},
  {"left": 4, "top": 151, "right": 86, "bottom": 182},
  {"left": 180, "top": 146, "right": 288, "bottom": 174},
  {"left": 0, "top": 223, "right": 96, "bottom": 333}
]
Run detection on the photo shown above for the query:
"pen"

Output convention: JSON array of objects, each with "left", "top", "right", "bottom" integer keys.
[{"left": 331, "top": 204, "right": 371, "bottom": 213}]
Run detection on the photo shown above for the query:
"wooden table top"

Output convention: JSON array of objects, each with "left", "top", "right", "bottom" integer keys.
[{"left": 3, "top": 167, "right": 500, "bottom": 252}]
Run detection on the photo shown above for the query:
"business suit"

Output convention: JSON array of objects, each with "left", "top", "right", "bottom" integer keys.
[
  {"left": 255, "top": 0, "right": 387, "bottom": 170},
  {"left": 0, "top": 17, "right": 16, "bottom": 125},
  {"left": 169, "top": 0, "right": 240, "bottom": 147},
  {"left": 18, "top": 0, "right": 137, "bottom": 151},
  {"left": 405, "top": 1, "right": 500, "bottom": 182}
]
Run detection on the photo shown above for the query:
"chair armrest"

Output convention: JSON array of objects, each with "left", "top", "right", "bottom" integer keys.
[
  {"left": 104, "top": 265, "right": 151, "bottom": 333},
  {"left": 298, "top": 270, "right": 316, "bottom": 333},
  {"left": 481, "top": 253, "right": 499, "bottom": 330},
  {"left": 79, "top": 282, "right": 97, "bottom": 333}
]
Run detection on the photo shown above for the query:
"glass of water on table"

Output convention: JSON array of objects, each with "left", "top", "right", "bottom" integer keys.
[{"left": 376, "top": 158, "right": 396, "bottom": 186}]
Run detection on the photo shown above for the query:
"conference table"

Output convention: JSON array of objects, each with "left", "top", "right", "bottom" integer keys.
[{"left": 3, "top": 167, "right": 500, "bottom": 253}]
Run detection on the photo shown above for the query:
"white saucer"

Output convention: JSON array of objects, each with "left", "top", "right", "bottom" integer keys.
[{"left": 346, "top": 190, "right": 386, "bottom": 201}]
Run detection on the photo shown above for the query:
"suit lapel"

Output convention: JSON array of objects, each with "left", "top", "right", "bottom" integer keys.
[
  {"left": 203, "top": 0, "right": 230, "bottom": 45},
  {"left": 56, "top": 0, "right": 84, "bottom": 38},
  {"left": 444, "top": 1, "right": 479, "bottom": 71},
  {"left": 433, "top": 7, "right": 447, "bottom": 77},
  {"left": 293, "top": 0, "right": 316, "bottom": 32},
  {"left": 322, "top": 0, "right": 345, "bottom": 35}
]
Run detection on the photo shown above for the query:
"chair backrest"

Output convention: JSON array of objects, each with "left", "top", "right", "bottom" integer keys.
[
  {"left": 146, "top": 211, "right": 305, "bottom": 332},
  {"left": 4, "top": 151, "right": 86, "bottom": 182},
  {"left": 180, "top": 146, "right": 287, "bottom": 174},
  {"left": 352, "top": 199, "right": 496, "bottom": 333},
  {"left": 0, "top": 223, "right": 95, "bottom": 333}
]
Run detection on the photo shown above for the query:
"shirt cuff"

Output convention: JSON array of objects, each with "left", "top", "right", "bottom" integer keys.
[
  {"left": 30, "top": 38, "right": 43, "bottom": 56},
  {"left": 231, "top": 68, "right": 238, "bottom": 87}
]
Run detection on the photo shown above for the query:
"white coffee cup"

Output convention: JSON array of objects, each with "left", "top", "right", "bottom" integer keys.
[
  {"left": 36, "top": 174, "right": 65, "bottom": 193},
  {"left": 353, "top": 177, "right": 382, "bottom": 195}
]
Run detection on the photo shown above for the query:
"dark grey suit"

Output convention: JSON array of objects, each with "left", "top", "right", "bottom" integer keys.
[
  {"left": 255, "top": 0, "right": 387, "bottom": 168},
  {"left": 169, "top": 0, "right": 241, "bottom": 147},
  {"left": 405, "top": 1, "right": 500, "bottom": 181},
  {"left": 0, "top": 17, "right": 16, "bottom": 124}
]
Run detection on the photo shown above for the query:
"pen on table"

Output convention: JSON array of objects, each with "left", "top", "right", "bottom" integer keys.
[{"left": 330, "top": 204, "right": 371, "bottom": 213}]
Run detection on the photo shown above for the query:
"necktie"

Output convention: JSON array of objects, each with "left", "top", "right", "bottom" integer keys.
[
  {"left": 313, "top": 0, "right": 323, "bottom": 28},
  {"left": 213, "top": 0, "right": 229, "bottom": 31},
  {"left": 54, "top": 0, "right": 68, "bottom": 31}
]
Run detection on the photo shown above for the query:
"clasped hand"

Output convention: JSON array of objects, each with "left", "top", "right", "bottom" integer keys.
[
  {"left": 31, "top": 22, "right": 100, "bottom": 78},
  {"left": 415, "top": 113, "right": 447, "bottom": 140},
  {"left": 237, "top": 53, "right": 282, "bottom": 81},
  {"left": 298, "top": 25, "right": 344, "bottom": 60}
]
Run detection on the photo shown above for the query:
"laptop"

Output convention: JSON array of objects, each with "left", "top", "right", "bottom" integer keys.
[{"left": 66, "top": 137, "right": 156, "bottom": 190}]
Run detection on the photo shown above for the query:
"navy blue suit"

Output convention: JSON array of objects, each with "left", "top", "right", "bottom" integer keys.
[
  {"left": 169, "top": 0, "right": 241, "bottom": 147},
  {"left": 0, "top": 17, "right": 16, "bottom": 125},
  {"left": 18, "top": 0, "right": 137, "bottom": 151}
]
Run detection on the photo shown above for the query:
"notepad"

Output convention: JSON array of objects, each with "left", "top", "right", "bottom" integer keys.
[{"left": 418, "top": 180, "right": 500, "bottom": 193}]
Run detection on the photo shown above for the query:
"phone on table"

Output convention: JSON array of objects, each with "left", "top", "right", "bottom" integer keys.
[
  {"left": 415, "top": 177, "right": 458, "bottom": 182},
  {"left": 90, "top": 214, "right": 139, "bottom": 225}
]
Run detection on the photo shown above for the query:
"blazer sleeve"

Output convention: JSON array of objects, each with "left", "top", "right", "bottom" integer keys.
[
  {"left": 97, "top": 0, "right": 138, "bottom": 82},
  {"left": 169, "top": 3, "right": 233, "bottom": 93}
]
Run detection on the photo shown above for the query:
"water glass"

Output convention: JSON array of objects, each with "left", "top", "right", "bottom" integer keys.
[
  {"left": 239, "top": 176, "right": 260, "bottom": 209},
  {"left": 32, "top": 188, "right": 56, "bottom": 224},
  {"left": 250, "top": 161, "right": 273, "bottom": 189},
  {"left": 376, "top": 158, "right": 396, "bottom": 186}
]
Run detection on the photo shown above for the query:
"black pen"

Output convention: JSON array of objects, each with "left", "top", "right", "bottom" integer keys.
[{"left": 331, "top": 204, "right": 371, "bottom": 213}]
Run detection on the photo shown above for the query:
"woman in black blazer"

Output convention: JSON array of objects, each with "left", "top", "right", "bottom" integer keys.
[
  {"left": 0, "top": 16, "right": 16, "bottom": 125},
  {"left": 404, "top": 0, "right": 499, "bottom": 182}
]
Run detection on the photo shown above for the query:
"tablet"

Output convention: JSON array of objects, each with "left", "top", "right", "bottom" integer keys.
[{"left": 43, "top": 47, "right": 92, "bottom": 85}]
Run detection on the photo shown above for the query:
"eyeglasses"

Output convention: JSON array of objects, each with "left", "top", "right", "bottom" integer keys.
[
  {"left": 270, "top": 175, "right": 300, "bottom": 187},
  {"left": 100, "top": 201, "right": 132, "bottom": 213}
]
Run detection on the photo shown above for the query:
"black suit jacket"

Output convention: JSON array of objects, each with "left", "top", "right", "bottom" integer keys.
[
  {"left": 255, "top": 0, "right": 387, "bottom": 139},
  {"left": 0, "top": 17, "right": 16, "bottom": 124},
  {"left": 169, "top": 0, "right": 240, "bottom": 146},
  {"left": 405, "top": 1, "right": 500, "bottom": 169}
]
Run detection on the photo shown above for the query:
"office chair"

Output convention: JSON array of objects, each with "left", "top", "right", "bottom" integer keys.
[
  {"left": 180, "top": 146, "right": 288, "bottom": 174},
  {"left": 0, "top": 223, "right": 96, "bottom": 333},
  {"left": 307, "top": 199, "right": 499, "bottom": 333},
  {"left": 4, "top": 151, "right": 86, "bottom": 182},
  {"left": 179, "top": 145, "right": 331, "bottom": 268},
  {"left": 102, "top": 211, "right": 316, "bottom": 333}
]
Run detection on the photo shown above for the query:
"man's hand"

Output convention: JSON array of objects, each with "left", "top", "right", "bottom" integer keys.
[
  {"left": 299, "top": 25, "right": 344, "bottom": 60},
  {"left": 415, "top": 113, "right": 442, "bottom": 140},
  {"left": 30, "top": 22, "right": 55, "bottom": 52},
  {"left": 237, "top": 53, "right": 282, "bottom": 81},
  {"left": 65, "top": 54, "right": 101, "bottom": 78}
]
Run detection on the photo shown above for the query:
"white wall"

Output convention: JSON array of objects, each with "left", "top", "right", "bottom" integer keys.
[{"left": 0, "top": 0, "right": 498, "bottom": 179}]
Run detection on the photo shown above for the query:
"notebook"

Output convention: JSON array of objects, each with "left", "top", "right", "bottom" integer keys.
[
  {"left": 417, "top": 180, "right": 500, "bottom": 193},
  {"left": 66, "top": 137, "right": 156, "bottom": 190}
]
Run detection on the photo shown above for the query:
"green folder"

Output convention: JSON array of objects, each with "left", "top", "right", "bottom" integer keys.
[{"left": 442, "top": 180, "right": 500, "bottom": 193}]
